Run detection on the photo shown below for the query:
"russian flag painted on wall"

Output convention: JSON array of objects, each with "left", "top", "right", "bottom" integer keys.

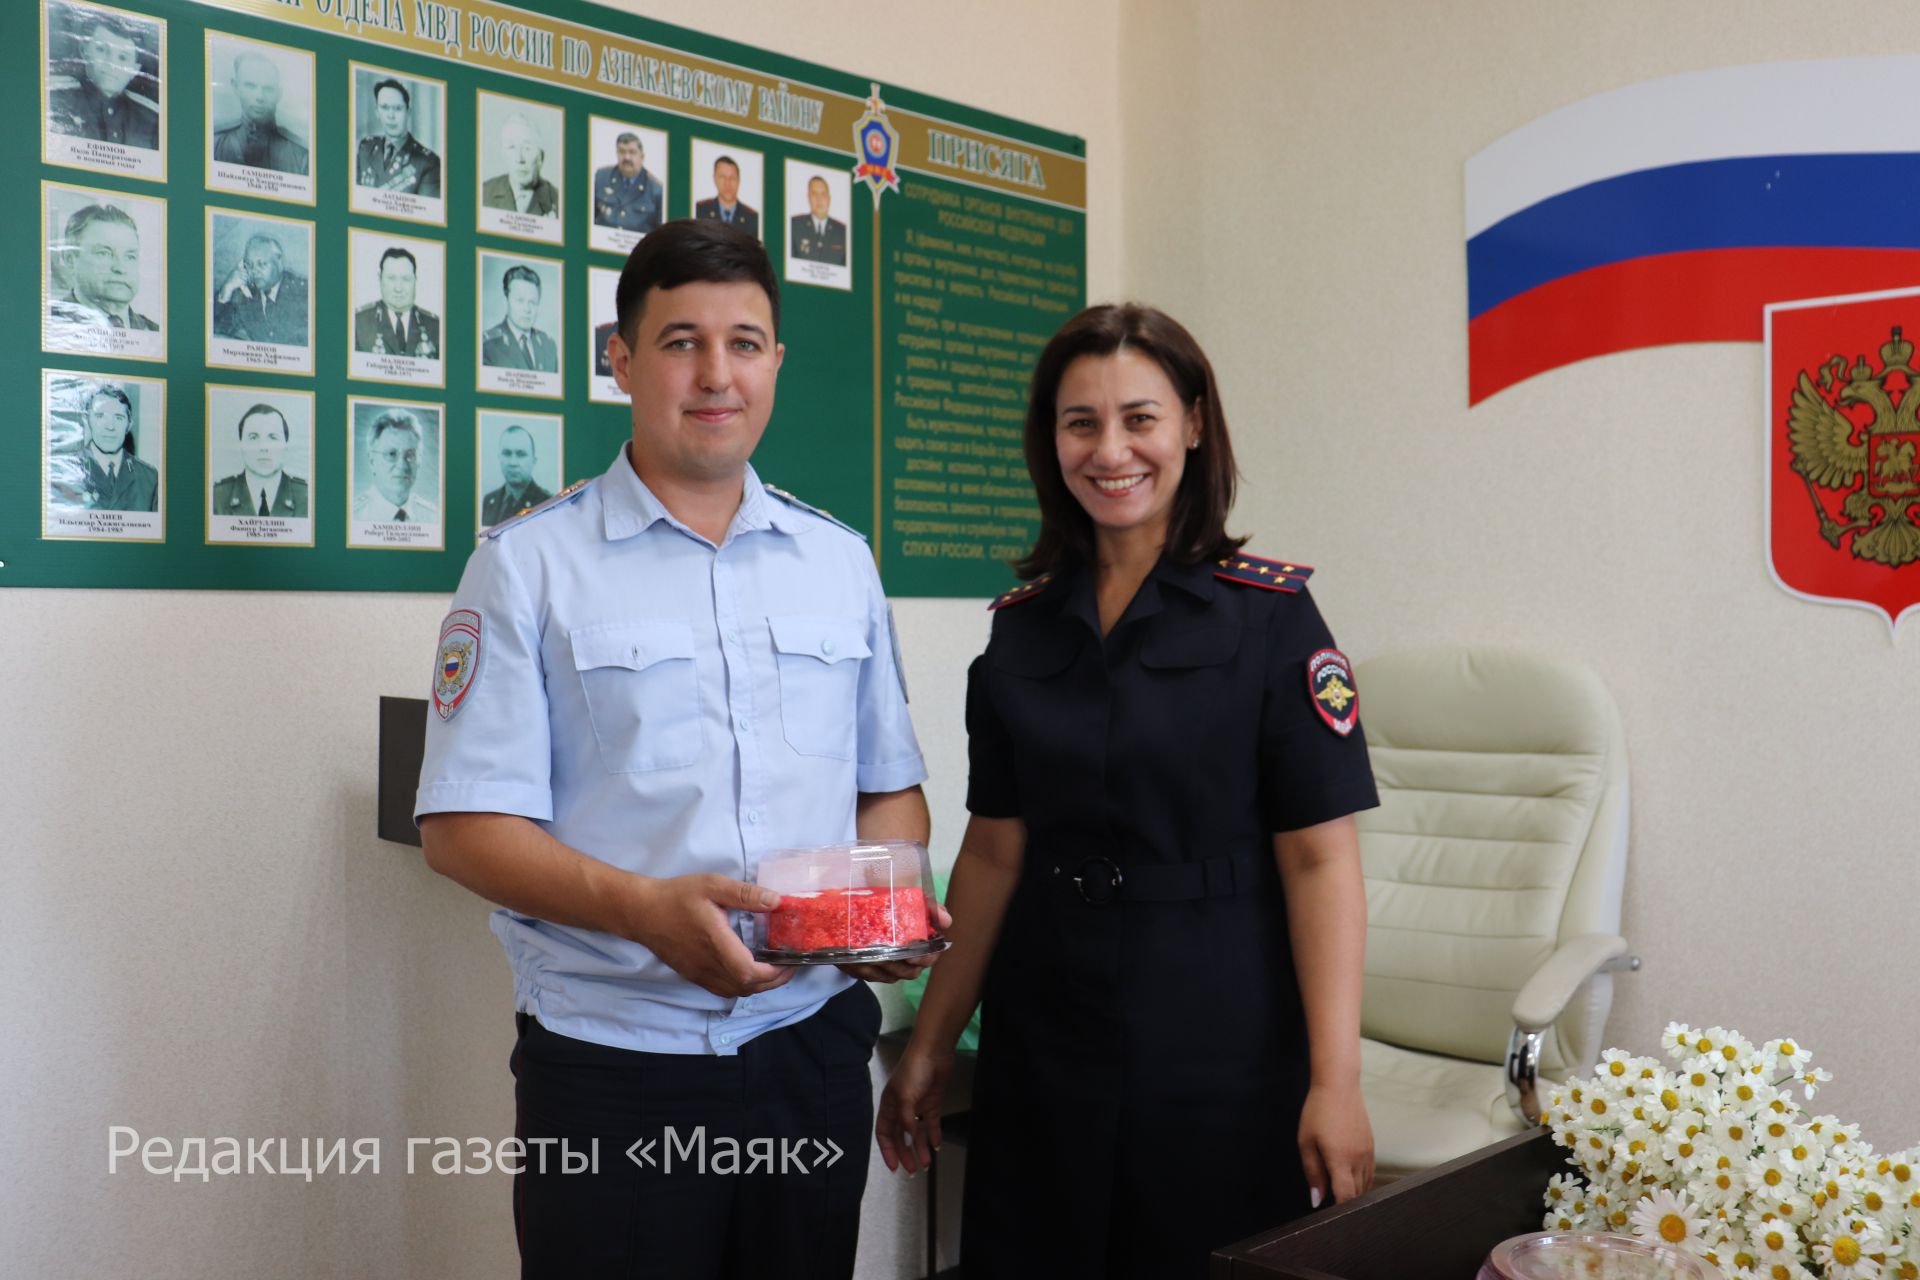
[{"left": 1466, "top": 57, "right": 1920, "bottom": 405}]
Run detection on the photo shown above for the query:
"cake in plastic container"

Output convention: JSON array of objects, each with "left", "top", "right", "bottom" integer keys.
[{"left": 751, "top": 839, "right": 949, "bottom": 964}]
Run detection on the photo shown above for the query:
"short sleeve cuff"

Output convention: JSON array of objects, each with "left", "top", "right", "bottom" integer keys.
[
  {"left": 413, "top": 780, "right": 555, "bottom": 825},
  {"left": 855, "top": 754, "right": 928, "bottom": 795},
  {"left": 1265, "top": 772, "right": 1380, "bottom": 834},
  {"left": 964, "top": 783, "right": 1021, "bottom": 819}
]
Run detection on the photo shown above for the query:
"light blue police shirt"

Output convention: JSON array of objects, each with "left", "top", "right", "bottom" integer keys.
[{"left": 415, "top": 444, "right": 927, "bottom": 1055}]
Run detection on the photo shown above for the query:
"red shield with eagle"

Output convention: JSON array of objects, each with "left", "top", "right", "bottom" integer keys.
[{"left": 1765, "top": 287, "right": 1920, "bottom": 636}]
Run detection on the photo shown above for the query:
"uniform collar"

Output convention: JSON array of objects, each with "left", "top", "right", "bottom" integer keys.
[
  {"left": 1152, "top": 555, "right": 1218, "bottom": 602},
  {"left": 1055, "top": 554, "right": 1216, "bottom": 636},
  {"left": 600, "top": 445, "right": 804, "bottom": 542}
]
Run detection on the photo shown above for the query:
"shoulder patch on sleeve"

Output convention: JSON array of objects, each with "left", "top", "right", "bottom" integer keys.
[
  {"left": 1307, "top": 647, "right": 1358, "bottom": 737},
  {"left": 762, "top": 483, "right": 867, "bottom": 539},
  {"left": 987, "top": 572, "right": 1053, "bottom": 611},
  {"left": 481, "top": 478, "right": 593, "bottom": 540},
  {"left": 1214, "top": 552, "right": 1314, "bottom": 593},
  {"left": 434, "top": 610, "right": 483, "bottom": 721}
]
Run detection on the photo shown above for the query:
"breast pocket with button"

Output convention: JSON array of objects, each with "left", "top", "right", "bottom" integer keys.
[
  {"left": 570, "top": 619, "right": 703, "bottom": 772},
  {"left": 768, "top": 614, "right": 872, "bottom": 760}
]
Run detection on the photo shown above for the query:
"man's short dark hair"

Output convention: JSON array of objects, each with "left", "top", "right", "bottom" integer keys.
[
  {"left": 372, "top": 77, "right": 410, "bottom": 109},
  {"left": 64, "top": 203, "right": 137, "bottom": 244},
  {"left": 502, "top": 264, "right": 541, "bottom": 297},
  {"left": 499, "top": 424, "right": 536, "bottom": 455},
  {"left": 614, "top": 218, "right": 779, "bottom": 346},
  {"left": 241, "top": 233, "right": 284, "bottom": 261},
  {"left": 237, "top": 402, "right": 289, "bottom": 441},
  {"left": 616, "top": 132, "right": 641, "bottom": 149},
  {"left": 712, "top": 154, "right": 739, "bottom": 175},
  {"left": 378, "top": 246, "right": 416, "bottom": 274}
]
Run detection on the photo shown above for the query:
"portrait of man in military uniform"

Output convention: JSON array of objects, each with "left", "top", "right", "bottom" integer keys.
[
  {"left": 588, "top": 264, "right": 624, "bottom": 404},
  {"left": 210, "top": 400, "right": 308, "bottom": 519},
  {"left": 790, "top": 176, "right": 848, "bottom": 265},
  {"left": 353, "top": 71, "right": 441, "bottom": 202},
  {"left": 43, "top": 370, "right": 166, "bottom": 540},
  {"left": 476, "top": 414, "right": 560, "bottom": 528},
  {"left": 212, "top": 226, "right": 308, "bottom": 347},
  {"left": 783, "top": 161, "right": 853, "bottom": 290},
  {"left": 354, "top": 245, "right": 441, "bottom": 358},
  {"left": 480, "top": 262, "right": 560, "bottom": 374},
  {"left": 588, "top": 118, "right": 666, "bottom": 254},
  {"left": 44, "top": 188, "right": 166, "bottom": 360},
  {"left": 692, "top": 149, "right": 760, "bottom": 237},
  {"left": 350, "top": 405, "right": 440, "bottom": 534},
  {"left": 44, "top": 2, "right": 163, "bottom": 170},
  {"left": 208, "top": 35, "right": 311, "bottom": 184}
]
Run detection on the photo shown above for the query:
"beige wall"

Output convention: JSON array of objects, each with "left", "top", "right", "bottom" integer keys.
[
  {"left": 1119, "top": 0, "right": 1918, "bottom": 1146},
  {"left": 0, "top": 2, "right": 1118, "bottom": 1277},
  {"left": 10, "top": 3, "right": 1918, "bottom": 1278}
]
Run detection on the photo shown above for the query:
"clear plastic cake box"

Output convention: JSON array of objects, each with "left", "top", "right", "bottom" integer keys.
[{"left": 750, "top": 839, "right": 949, "bottom": 964}]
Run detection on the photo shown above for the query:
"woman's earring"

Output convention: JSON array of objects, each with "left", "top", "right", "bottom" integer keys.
[{"left": 1187, "top": 439, "right": 1200, "bottom": 450}]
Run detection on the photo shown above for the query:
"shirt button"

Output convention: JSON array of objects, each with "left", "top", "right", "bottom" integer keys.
[
  {"left": 719, "top": 1033, "right": 732, "bottom": 1045},
  {"left": 737, "top": 716, "right": 751, "bottom": 733},
  {"left": 747, "top": 811, "right": 761, "bottom": 825},
  {"left": 821, "top": 639, "right": 836, "bottom": 655},
  {"left": 630, "top": 645, "right": 641, "bottom": 661}
]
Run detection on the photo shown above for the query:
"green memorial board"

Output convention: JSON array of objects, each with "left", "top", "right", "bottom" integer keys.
[{"left": 6, "top": 0, "right": 1087, "bottom": 596}]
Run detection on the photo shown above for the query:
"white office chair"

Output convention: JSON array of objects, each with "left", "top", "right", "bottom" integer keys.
[{"left": 1353, "top": 647, "right": 1638, "bottom": 1179}]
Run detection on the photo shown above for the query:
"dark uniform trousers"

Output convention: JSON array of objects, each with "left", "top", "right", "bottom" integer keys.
[{"left": 510, "top": 982, "right": 881, "bottom": 1279}]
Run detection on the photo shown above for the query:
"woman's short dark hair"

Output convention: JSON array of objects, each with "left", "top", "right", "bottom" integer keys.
[
  {"left": 1014, "top": 303, "right": 1244, "bottom": 578},
  {"left": 614, "top": 218, "right": 779, "bottom": 346}
]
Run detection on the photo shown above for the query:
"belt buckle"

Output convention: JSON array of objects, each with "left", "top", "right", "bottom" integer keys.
[{"left": 1072, "top": 856, "right": 1123, "bottom": 906}]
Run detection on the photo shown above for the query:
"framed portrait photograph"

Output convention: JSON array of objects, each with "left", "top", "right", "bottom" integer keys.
[
  {"left": 42, "top": 0, "right": 166, "bottom": 182},
  {"left": 205, "top": 384, "right": 314, "bottom": 547},
  {"left": 347, "top": 397, "right": 443, "bottom": 550},
  {"left": 476, "top": 249, "right": 563, "bottom": 400},
  {"left": 586, "top": 115, "right": 667, "bottom": 257},
  {"left": 348, "top": 62, "right": 445, "bottom": 225},
  {"left": 475, "top": 409, "right": 564, "bottom": 531},
  {"left": 205, "top": 31, "right": 313, "bottom": 204},
  {"left": 476, "top": 90, "right": 563, "bottom": 245},
  {"left": 784, "top": 159, "right": 853, "bottom": 291},
  {"left": 42, "top": 368, "right": 165, "bottom": 542},
  {"left": 690, "top": 139, "right": 762, "bottom": 242},
  {"left": 587, "top": 265, "right": 623, "bottom": 405},
  {"left": 348, "top": 228, "right": 445, "bottom": 388},
  {"left": 206, "top": 207, "right": 314, "bottom": 375},
  {"left": 43, "top": 179, "right": 165, "bottom": 362}
]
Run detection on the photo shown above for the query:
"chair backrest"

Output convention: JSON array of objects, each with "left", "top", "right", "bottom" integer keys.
[{"left": 1354, "top": 647, "right": 1628, "bottom": 1078}]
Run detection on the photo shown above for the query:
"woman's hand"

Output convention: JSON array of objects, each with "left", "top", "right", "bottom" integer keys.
[
  {"left": 1297, "top": 1078, "right": 1374, "bottom": 1207},
  {"left": 876, "top": 1044, "right": 954, "bottom": 1175}
]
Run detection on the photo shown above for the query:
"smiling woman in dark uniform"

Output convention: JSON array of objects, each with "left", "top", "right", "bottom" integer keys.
[{"left": 877, "top": 303, "right": 1378, "bottom": 1278}]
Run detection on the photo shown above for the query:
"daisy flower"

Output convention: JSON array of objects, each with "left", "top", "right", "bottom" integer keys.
[
  {"left": 1810, "top": 1219, "right": 1886, "bottom": 1280},
  {"left": 1743, "top": 1215, "right": 1801, "bottom": 1269},
  {"left": 1764, "top": 1037, "right": 1813, "bottom": 1075},
  {"left": 1629, "top": 1186, "right": 1707, "bottom": 1252},
  {"left": 1597, "top": 1047, "right": 1638, "bottom": 1081},
  {"left": 1665, "top": 1021, "right": 1702, "bottom": 1058},
  {"left": 1795, "top": 1066, "right": 1832, "bottom": 1100}
]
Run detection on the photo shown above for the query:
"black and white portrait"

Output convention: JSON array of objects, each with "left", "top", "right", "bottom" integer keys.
[
  {"left": 348, "top": 397, "right": 443, "bottom": 550},
  {"left": 477, "top": 90, "right": 563, "bottom": 245},
  {"left": 43, "top": 368, "right": 165, "bottom": 542},
  {"left": 43, "top": 0, "right": 166, "bottom": 181},
  {"left": 348, "top": 228, "right": 444, "bottom": 388},
  {"left": 207, "top": 208, "right": 313, "bottom": 375},
  {"left": 206, "top": 32, "right": 313, "bottom": 204},
  {"left": 477, "top": 249, "right": 563, "bottom": 399},
  {"left": 43, "top": 182, "right": 166, "bottom": 362},
  {"left": 349, "top": 63, "right": 445, "bottom": 225},
  {"left": 476, "top": 410, "right": 563, "bottom": 530},
  {"left": 206, "top": 384, "right": 313, "bottom": 546}
]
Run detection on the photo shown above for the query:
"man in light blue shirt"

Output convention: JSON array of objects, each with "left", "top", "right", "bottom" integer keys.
[{"left": 416, "top": 219, "right": 937, "bottom": 1278}]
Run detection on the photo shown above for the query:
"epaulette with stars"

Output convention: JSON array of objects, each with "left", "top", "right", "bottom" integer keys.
[
  {"left": 987, "top": 572, "right": 1053, "bottom": 611},
  {"left": 1215, "top": 552, "right": 1314, "bottom": 592},
  {"left": 762, "top": 483, "right": 867, "bottom": 539},
  {"left": 481, "top": 478, "right": 593, "bottom": 540}
]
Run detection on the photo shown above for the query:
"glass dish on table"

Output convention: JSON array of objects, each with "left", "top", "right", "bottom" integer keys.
[{"left": 1478, "top": 1232, "right": 1716, "bottom": 1280}]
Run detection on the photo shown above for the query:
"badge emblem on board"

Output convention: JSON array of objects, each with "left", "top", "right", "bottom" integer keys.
[
  {"left": 1307, "top": 648, "right": 1359, "bottom": 737},
  {"left": 1766, "top": 289, "right": 1920, "bottom": 636},
  {"left": 434, "top": 609, "right": 483, "bottom": 720},
  {"left": 852, "top": 83, "right": 901, "bottom": 206}
]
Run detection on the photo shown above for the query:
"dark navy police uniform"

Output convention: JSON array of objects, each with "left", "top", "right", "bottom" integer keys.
[{"left": 959, "top": 553, "right": 1378, "bottom": 1280}]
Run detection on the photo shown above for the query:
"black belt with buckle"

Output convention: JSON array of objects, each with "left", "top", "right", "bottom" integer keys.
[{"left": 1046, "top": 853, "right": 1270, "bottom": 907}]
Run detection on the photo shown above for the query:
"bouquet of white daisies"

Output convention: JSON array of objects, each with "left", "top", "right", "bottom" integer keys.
[{"left": 1540, "top": 1024, "right": 1915, "bottom": 1280}]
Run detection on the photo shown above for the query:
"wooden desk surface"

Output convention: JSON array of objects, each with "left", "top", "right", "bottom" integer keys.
[{"left": 1212, "top": 1128, "right": 1564, "bottom": 1280}]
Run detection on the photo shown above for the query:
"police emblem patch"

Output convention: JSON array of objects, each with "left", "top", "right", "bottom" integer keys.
[
  {"left": 1307, "top": 648, "right": 1358, "bottom": 737},
  {"left": 434, "top": 609, "right": 483, "bottom": 721}
]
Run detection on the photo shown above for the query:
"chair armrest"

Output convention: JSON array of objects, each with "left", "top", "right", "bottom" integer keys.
[{"left": 1511, "top": 933, "right": 1629, "bottom": 1032}]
